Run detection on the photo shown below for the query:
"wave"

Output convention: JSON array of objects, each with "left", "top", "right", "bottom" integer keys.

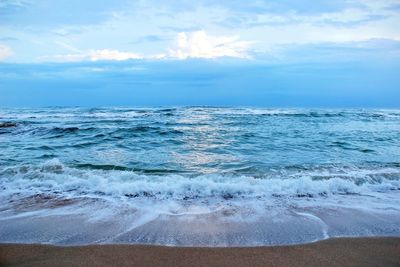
[
  {"left": 10, "top": 126, "right": 99, "bottom": 137},
  {"left": 111, "top": 126, "right": 184, "bottom": 135},
  {"left": 72, "top": 163, "right": 180, "bottom": 174},
  {"left": 2, "top": 124, "right": 186, "bottom": 138},
  {"left": 51, "top": 126, "right": 80, "bottom": 134},
  {"left": 2, "top": 108, "right": 400, "bottom": 121},
  {"left": 0, "top": 122, "right": 17, "bottom": 128},
  {"left": 214, "top": 109, "right": 400, "bottom": 119},
  {"left": 1, "top": 159, "right": 399, "bottom": 202},
  {"left": 1, "top": 159, "right": 400, "bottom": 246}
]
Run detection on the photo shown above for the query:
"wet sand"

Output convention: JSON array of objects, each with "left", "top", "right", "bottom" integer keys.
[{"left": 1, "top": 237, "right": 399, "bottom": 267}]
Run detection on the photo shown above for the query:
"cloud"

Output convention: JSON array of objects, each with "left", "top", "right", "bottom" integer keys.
[
  {"left": 39, "top": 31, "right": 252, "bottom": 62},
  {"left": 0, "top": 44, "right": 13, "bottom": 60},
  {"left": 0, "top": 0, "right": 29, "bottom": 9},
  {"left": 89, "top": 49, "right": 142, "bottom": 61},
  {"left": 168, "top": 30, "right": 252, "bottom": 59},
  {"left": 0, "top": 0, "right": 129, "bottom": 28},
  {"left": 3, "top": 0, "right": 400, "bottom": 63},
  {"left": 0, "top": 37, "right": 19, "bottom": 42},
  {"left": 42, "top": 49, "right": 143, "bottom": 62}
]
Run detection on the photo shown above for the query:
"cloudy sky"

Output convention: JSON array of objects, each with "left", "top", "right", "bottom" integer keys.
[{"left": 0, "top": 0, "right": 399, "bottom": 107}]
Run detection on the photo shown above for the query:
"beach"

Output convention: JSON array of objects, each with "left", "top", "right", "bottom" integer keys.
[
  {"left": 2, "top": 0, "right": 400, "bottom": 266},
  {"left": 1, "top": 108, "right": 400, "bottom": 265},
  {"left": 1, "top": 237, "right": 400, "bottom": 267}
]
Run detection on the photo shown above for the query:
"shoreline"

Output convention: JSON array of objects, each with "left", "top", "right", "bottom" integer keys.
[{"left": 1, "top": 237, "right": 399, "bottom": 267}]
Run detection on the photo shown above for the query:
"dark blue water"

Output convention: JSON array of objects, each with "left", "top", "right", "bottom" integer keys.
[{"left": 1, "top": 107, "right": 400, "bottom": 246}]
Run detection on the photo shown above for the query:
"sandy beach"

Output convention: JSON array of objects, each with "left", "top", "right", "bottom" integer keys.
[{"left": 1, "top": 237, "right": 399, "bottom": 267}]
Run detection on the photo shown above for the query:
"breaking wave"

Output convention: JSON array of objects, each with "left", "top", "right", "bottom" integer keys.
[{"left": 1, "top": 159, "right": 400, "bottom": 202}]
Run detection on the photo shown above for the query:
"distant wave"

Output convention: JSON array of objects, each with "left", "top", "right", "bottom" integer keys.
[{"left": 1, "top": 108, "right": 400, "bottom": 120}]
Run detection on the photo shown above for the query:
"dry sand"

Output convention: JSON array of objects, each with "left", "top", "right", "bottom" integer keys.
[{"left": 1, "top": 237, "right": 399, "bottom": 267}]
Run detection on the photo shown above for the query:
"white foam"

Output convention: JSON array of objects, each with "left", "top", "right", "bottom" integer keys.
[
  {"left": 1, "top": 159, "right": 400, "bottom": 203},
  {"left": 1, "top": 159, "right": 400, "bottom": 246}
]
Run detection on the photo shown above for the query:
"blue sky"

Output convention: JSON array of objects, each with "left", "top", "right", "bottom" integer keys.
[{"left": 0, "top": 0, "right": 399, "bottom": 107}]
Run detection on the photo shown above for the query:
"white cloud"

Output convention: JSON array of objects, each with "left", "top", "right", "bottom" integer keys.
[
  {"left": 39, "top": 31, "right": 252, "bottom": 62},
  {"left": 88, "top": 49, "right": 142, "bottom": 61},
  {"left": 168, "top": 30, "right": 252, "bottom": 59},
  {"left": 41, "top": 49, "right": 143, "bottom": 62},
  {"left": 2, "top": 0, "right": 400, "bottom": 62},
  {"left": 0, "top": 44, "right": 13, "bottom": 61},
  {"left": 41, "top": 53, "right": 87, "bottom": 62}
]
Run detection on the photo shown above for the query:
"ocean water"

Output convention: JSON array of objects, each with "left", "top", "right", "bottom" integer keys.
[{"left": 1, "top": 107, "right": 400, "bottom": 246}]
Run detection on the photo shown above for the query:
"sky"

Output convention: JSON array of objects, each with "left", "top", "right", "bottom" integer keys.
[{"left": 0, "top": 0, "right": 400, "bottom": 107}]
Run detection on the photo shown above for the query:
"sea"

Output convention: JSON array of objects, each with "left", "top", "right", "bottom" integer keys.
[{"left": 1, "top": 107, "right": 400, "bottom": 246}]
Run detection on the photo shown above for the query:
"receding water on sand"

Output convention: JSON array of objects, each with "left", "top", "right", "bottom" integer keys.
[{"left": 1, "top": 195, "right": 400, "bottom": 246}]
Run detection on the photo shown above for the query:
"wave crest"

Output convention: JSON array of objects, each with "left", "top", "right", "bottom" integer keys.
[{"left": 1, "top": 159, "right": 399, "bottom": 201}]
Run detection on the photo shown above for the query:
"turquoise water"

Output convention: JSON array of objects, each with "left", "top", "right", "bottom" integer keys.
[{"left": 1, "top": 107, "right": 400, "bottom": 246}]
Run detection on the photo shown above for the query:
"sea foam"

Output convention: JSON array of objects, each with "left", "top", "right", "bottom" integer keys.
[{"left": 1, "top": 159, "right": 399, "bottom": 207}]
